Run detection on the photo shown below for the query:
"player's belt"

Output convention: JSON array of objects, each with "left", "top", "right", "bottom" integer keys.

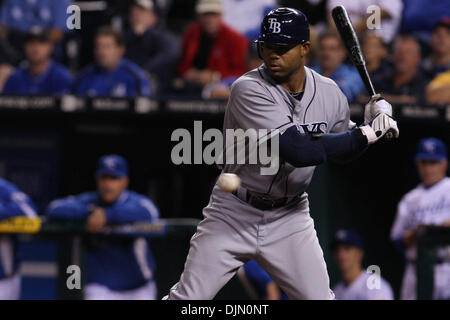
[{"left": 232, "top": 187, "right": 302, "bottom": 211}]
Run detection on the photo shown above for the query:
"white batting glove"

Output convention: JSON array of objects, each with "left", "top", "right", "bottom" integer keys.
[
  {"left": 359, "top": 112, "right": 399, "bottom": 144},
  {"left": 364, "top": 94, "right": 393, "bottom": 125}
]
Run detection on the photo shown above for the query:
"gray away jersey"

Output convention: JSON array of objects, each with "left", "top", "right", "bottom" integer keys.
[{"left": 222, "top": 65, "right": 350, "bottom": 197}]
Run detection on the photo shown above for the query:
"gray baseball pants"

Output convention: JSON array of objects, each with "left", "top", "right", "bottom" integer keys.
[{"left": 166, "top": 185, "right": 333, "bottom": 300}]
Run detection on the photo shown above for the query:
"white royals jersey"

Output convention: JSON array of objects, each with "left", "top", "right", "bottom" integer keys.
[
  {"left": 391, "top": 177, "right": 450, "bottom": 299},
  {"left": 333, "top": 272, "right": 394, "bottom": 300}
]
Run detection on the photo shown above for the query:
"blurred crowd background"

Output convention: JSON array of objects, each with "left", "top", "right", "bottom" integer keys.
[{"left": 0, "top": 0, "right": 449, "bottom": 103}]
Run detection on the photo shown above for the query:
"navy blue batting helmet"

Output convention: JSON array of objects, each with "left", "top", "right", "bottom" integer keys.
[{"left": 257, "top": 7, "right": 310, "bottom": 46}]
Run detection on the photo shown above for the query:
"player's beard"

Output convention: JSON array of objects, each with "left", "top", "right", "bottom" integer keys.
[{"left": 267, "top": 63, "right": 304, "bottom": 85}]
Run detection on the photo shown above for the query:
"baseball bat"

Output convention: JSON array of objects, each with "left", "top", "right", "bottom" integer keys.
[{"left": 331, "top": 5, "right": 394, "bottom": 140}]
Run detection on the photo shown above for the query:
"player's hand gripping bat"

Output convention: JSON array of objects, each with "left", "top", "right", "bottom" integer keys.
[{"left": 331, "top": 5, "right": 395, "bottom": 140}]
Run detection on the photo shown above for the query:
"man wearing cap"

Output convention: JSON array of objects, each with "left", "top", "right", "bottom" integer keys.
[
  {"left": 391, "top": 138, "right": 450, "bottom": 300},
  {"left": 46, "top": 155, "right": 160, "bottom": 300},
  {"left": 2, "top": 29, "right": 73, "bottom": 95},
  {"left": 332, "top": 229, "right": 394, "bottom": 300},
  {"left": 0, "top": 0, "right": 71, "bottom": 61},
  {"left": 125, "top": 0, "right": 179, "bottom": 94},
  {"left": 177, "top": 0, "right": 248, "bottom": 96}
]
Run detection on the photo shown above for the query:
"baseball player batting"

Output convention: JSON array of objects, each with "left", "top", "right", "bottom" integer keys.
[{"left": 165, "top": 7, "right": 399, "bottom": 300}]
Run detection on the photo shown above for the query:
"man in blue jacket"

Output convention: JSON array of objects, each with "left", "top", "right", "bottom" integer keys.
[
  {"left": 125, "top": 0, "right": 179, "bottom": 93},
  {"left": 46, "top": 154, "right": 160, "bottom": 300},
  {"left": 0, "top": 178, "right": 38, "bottom": 300},
  {"left": 73, "top": 27, "right": 151, "bottom": 97},
  {"left": 2, "top": 29, "right": 73, "bottom": 95}
]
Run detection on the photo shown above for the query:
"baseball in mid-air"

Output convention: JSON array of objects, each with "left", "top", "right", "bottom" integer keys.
[{"left": 218, "top": 173, "right": 241, "bottom": 193}]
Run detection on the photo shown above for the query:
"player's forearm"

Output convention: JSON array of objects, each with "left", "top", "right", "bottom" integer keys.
[
  {"left": 45, "top": 200, "right": 90, "bottom": 219},
  {"left": 279, "top": 126, "right": 368, "bottom": 168}
]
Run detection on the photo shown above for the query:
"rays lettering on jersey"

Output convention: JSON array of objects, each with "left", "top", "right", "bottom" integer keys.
[{"left": 297, "top": 122, "right": 328, "bottom": 134}]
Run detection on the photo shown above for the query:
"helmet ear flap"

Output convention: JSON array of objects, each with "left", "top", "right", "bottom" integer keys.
[{"left": 257, "top": 42, "right": 263, "bottom": 60}]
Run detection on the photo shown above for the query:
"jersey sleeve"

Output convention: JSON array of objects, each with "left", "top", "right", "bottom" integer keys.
[
  {"left": 45, "top": 194, "right": 93, "bottom": 219},
  {"left": 228, "top": 78, "right": 295, "bottom": 134},
  {"left": 136, "top": 70, "right": 151, "bottom": 97},
  {"left": 329, "top": 88, "right": 351, "bottom": 133},
  {"left": 391, "top": 197, "right": 411, "bottom": 241},
  {"left": 1, "top": 73, "right": 18, "bottom": 94},
  {"left": 54, "top": 68, "right": 74, "bottom": 94}
]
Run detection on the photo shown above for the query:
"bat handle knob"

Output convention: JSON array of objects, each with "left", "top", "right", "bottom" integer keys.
[{"left": 385, "top": 129, "right": 395, "bottom": 141}]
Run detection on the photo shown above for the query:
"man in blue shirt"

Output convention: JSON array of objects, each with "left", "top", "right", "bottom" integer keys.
[
  {"left": 0, "top": 177, "right": 38, "bottom": 300},
  {"left": 73, "top": 27, "right": 151, "bottom": 97},
  {"left": 312, "top": 31, "right": 364, "bottom": 102},
  {"left": 2, "top": 30, "right": 73, "bottom": 95},
  {"left": 46, "top": 155, "right": 160, "bottom": 300},
  {"left": 0, "top": 0, "right": 71, "bottom": 61}
]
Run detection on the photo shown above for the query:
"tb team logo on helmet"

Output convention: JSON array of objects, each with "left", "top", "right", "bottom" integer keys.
[
  {"left": 268, "top": 18, "right": 281, "bottom": 34},
  {"left": 257, "top": 7, "right": 310, "bottom": 46}
]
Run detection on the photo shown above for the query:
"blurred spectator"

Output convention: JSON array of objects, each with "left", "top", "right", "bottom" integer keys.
[
  {"left": 125, "top": 0, "right": 179, "bottom": 94},
  {"left": 312, "top": 31, "right": 364, "bottom": 102},
  {"left": 0, "top": 177, "right": 38, "bottom": 300},
  {"left": 362, "top": 32, "right": 391, "bottom": 86},
  {"left": 357, "top": 32, "right": 391, "bottom": 102},
  {"left": 423, "top": 18, "right": 450, "bottom": 78},
  {"left": 376, "top": 35, "right": 429, "bottom": 104},
  {"left": 400, "top": 0, "right": 450, "bottom": 44},
  {"left": 0, "top": 63, "right": 13, "bottom": 93},
  {"left": 176, "top": 0, "right": 248, "bottom": 98},
  {"left": 391, "top": 138, "right": 450, "bottom": 300},
  {"left": 203, "top": 42, "right": 264, "bottom": 100},
  {"left": 0, "top": 23, "right": 16, "bottom": 85},
  {"left": 238, "top": 260, "right": 287, "bottom": 300},
  {"left": 327, "top": 0, "right": 403, "bottom": 45},
  {"left": 0, "top": 0, "right": 70, "bottom": 40},
  {"left": 73, "top": 27, "right": 151, "bottom": 97},
  {"left": 46, "top": 155, "right": 160, "bottom": 300},
  {"left": 2, "top": 30, "right": 73, "bottom": 95},
  {"left": 332, "top": 229, "right": 394, "bottom": 300},
  {"left": 0, "top": 0, "right": 71, "bottom": 62},
  {"left": 426, "top": 70, "right": 450, "bottom": 104},
  {"left": 222, "top": 0, "right": 275, "bottom": 41}
]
